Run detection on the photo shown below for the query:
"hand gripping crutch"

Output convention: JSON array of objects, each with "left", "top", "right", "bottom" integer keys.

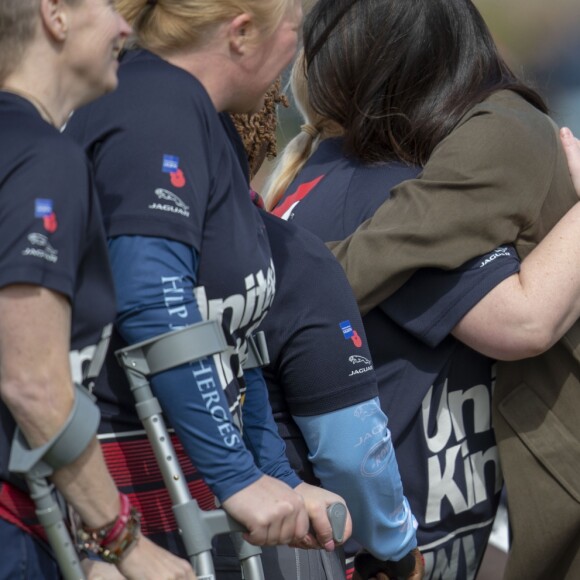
[
  {"left": 115, "top": 320, "right": 265, "bottom": 580},
  {"left": 8, "top": 384, "right": 101, "bottom": 580}
]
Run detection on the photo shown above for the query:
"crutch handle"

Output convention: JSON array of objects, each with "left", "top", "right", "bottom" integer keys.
[{"left": 327, "top": 502, "right": 348, "bottom": 543}]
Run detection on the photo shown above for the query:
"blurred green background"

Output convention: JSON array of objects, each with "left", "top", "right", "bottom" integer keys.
[{"left": 477, "top": 0, "right": 580, "bottom": 132}]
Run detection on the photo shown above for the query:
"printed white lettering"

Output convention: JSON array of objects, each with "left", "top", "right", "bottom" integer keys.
[
  {"left": 240, "top": 274, "right": 258, "bottom": 328},
  {"left": 22, "top": 248, "right": 58, "bottom": 263},
  {"left": 69, "top": 345, "right": 97, "bottom": 384},
  {"left": 201, "top": 390, "right": 221, "bottom": 407},
  {"left": 348, "top": 365, "right": 373, "bottom": 377},
  {"left": 148, "top": 203, "right": 190, "bottom": 217},
  {"left": 162, "top": 277, "right": 189, "bottom": 318},
  {"left": 195, "top": 261, "right": 276, "bottom": 388},
  {"left": 191, "top": 360, "right": 213, "bottom": 378},
  {"left": 197, "top": 376, "right": 216, "bottom": 392},
  {"left": 354, "top": 421, "right": 387, "bottom": 447},
  {"left": 423, "top": 535, "right": 477, "bottom": 580},
  {"left": 479, "top": 247, "right": 510, "bottom": 268},
  {"left": 422, "top": 380, "right": 501, "bottom": 524},
  {"left": 160, "top": 278, "right": 238, "bottom": 448}
]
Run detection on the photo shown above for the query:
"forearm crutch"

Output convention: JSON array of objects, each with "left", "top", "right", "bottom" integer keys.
[
  {"left": 8, "top": 384, "right": 101, "bottom": 580},
  {"left": 115, "top": 320, "right": 265, "bottom": 580}
]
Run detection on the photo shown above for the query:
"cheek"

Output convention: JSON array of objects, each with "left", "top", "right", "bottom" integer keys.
[
  {"left": 284, "top": 33, "right": 299, "bottom": 63},
  {"left": 272, "top": 34, "right": 298, "bottom": 73}
]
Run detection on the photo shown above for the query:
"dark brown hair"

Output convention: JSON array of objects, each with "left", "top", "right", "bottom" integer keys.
[{"left": 303, "top": 0, "right": 548, "bottom": 165}]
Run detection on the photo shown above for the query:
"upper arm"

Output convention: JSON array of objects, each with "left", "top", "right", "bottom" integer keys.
[
  {"left": 380, "top": 246, "right": 521, "bottom": 348},
  {"left": 0, "top": 285, "right": 71, "bottom": 379},
  {"left": 451, "top": 274, "right": 531, "bottom": 359},
  {"left": 66, "top": 75, "right": 224, "bottom": 250},
  {"left": 0, "top": 137, "right": 89, "bottom": 431},
  {"left": 260, "top": 216, "right": 378, "bottom": 417},
  {"left": 107, "top": 235, "right": 200, "bottom": 342}
]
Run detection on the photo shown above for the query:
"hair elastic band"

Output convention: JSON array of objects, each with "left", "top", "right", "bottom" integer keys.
[
  {"left": 147, "top": 0, "right": 157, "bottom": 6},
  {"left": 300, "top": 124, "right": 319, "bottom": 139}
]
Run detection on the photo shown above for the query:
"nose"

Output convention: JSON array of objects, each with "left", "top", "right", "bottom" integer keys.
[{"left": 118, "top": 14, "right": 132, "bottom": 39}]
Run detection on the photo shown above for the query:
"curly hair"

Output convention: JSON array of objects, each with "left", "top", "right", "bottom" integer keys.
[{"left": 230, "top": 78, "right": 289, "bottom": 180}]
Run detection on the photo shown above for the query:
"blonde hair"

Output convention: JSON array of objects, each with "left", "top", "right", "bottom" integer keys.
[
  {"left": 263, "top": 50, "right": 342, "bottom": 211},
  {"left": 115, "top": 0, "right": 293, "bottom": 54}
]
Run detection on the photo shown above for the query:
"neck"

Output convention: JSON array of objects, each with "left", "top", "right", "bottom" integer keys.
[
  {"left": 163, "top": 52, "right": 226, "bottom": 111},
  {"left": 1, "top": 85, "right": 58, "bottom": 127},
  {"left": 158, "top": 30, "right": 235, "bottom": 113}
]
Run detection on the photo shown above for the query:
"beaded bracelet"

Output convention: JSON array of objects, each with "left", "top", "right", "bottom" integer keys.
[
  {"left": 77, "top": 492, "right": 142, "bottom": 564},
  {"left": 97, "top": 507, "right": 141, "bottom": 564}
]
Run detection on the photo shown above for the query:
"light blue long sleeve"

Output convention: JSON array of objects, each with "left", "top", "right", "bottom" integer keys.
[{"left": 294, "top": 397, "right": 417, "bottom": 561}]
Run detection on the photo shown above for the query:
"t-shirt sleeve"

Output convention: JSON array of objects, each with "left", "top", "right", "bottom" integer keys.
[
  {"left": 261, "top": 216, "right": 378, "bottom": 416},
  {"left": 66, "top": 69, "right": 226, "bottom": 251},
  {"left": 0, "top": 136, "right": 88, "bottom": 298},
  {"left": 330, "top": 95, "right": 558, "bottom": 314},
  {"left": 381, "top": 245, "right": 521, "bottom": 347}
]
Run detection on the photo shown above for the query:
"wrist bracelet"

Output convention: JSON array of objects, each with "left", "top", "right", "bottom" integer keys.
[
  {"left": 101, "top": 492, "right": 132, "bottom": 546},
  {"left": 77, "top": 492, "right": 142, "bottom": 564},
  {"left": 97, "top": 506, "right": 141, "bottom": 564}
]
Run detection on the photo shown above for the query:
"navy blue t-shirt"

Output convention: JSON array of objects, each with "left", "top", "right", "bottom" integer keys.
[
  {"left": 258, "top": 211, "right": 377, "bottom": 482},
  {"left": 273, "top": 137, "right": 520, "bottom": 579},
  {"left": 64, "top": 51, "right": 278, "bottom": 547},
  {"left": 65, "top": 49, "right": 275, "bottom": 435},
  {"left": 0, "top": 93, "right": 116, "bottom": 489}
]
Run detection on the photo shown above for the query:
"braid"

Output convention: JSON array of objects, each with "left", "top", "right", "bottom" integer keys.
[{"left": 262, "top": 51, "right": 343, "bottom": 210}]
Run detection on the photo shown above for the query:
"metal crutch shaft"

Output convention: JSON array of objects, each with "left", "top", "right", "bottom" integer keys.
[
  {"left": 125, "top": 366, "right": 264, "bottom": 579},
  {"left": 116, "top": 321, "right": 265, "bottom": 580},
  {"left": 27, "top": 476, "right": 85, "bottom": 580}
]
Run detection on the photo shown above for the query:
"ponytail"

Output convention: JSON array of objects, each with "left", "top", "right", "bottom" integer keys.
[{"left": 263, "top": 51, "right": 342, "bottom": 211}]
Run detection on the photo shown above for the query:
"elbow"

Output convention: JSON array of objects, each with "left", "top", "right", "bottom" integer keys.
[
  {"left": 493, "top": 324, "right": 558, "bottom": 361},
  {"left": 1, "top": 376, "right": 73, "bottom": 431},
  {"left": 1, "top": 377, "right": 36, "bottom": 413}
]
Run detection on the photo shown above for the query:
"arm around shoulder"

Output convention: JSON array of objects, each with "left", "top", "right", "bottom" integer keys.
[
  {"left": 331, "top": 98, "right": 557, "bottom": 314},
  {"left": 453, "top": 197, "right": 580, "bottom": 359}
]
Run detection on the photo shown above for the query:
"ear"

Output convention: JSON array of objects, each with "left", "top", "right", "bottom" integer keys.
[
  {"left": 40, "top": 0, "right": 69, "bottom": 42},
  {"left": 227, "top": 13, "right": 256, "bottom": 56}
]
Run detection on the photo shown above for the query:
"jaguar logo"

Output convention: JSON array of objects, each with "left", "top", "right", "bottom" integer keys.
[{"left": 349, "top": 355, "right": 371, "bottom": 366}]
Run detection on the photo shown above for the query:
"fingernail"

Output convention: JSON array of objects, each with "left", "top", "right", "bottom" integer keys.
[
  {"left": 561, "top": 127, "right": 572, "bottom": 139},
  {"left": 324, "top": 539, "right": 335, "bottom": 552}
]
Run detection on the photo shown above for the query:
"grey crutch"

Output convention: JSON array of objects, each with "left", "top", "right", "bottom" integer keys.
[
  {"left": 115, "top": 320, "right": 265, "bottom": 580},
  {"left": 8, "top": 384, "right": 102, "bottom": 580}
]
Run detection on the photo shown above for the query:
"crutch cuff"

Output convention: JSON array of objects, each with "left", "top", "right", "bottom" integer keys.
[{"left": 8, "top": 383, "right": 101, "bottom": 480}]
